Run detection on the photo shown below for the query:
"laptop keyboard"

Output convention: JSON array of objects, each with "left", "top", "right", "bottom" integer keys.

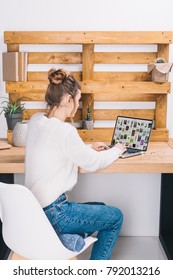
[
  {"left": 126, "top": 148, "right": 140, "bottom": 154},
  {"left": 109, "top": 145, "right": 140, "bottom": 154}
]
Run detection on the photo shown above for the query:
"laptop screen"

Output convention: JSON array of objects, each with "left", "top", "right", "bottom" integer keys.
[{"left": 111, "top": 116, "right": 153, "bottom": 151}]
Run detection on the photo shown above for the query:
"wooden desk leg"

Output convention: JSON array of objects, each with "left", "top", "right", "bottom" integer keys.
[
  {"left": 159, "top": 173, "right": 173, "bottom": 260},
  {"left": 0, "top": 174, "right": 14, "bottom": 260}
]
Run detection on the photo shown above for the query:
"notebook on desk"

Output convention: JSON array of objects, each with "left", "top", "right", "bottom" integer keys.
[
  {"left": 110, "top": 116, "right": 153, "bottom": 158},
  {"left": 0, "top": 140, "right": 12, "bottom": 150}
]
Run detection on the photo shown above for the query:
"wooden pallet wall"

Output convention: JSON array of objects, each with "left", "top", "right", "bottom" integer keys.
[{"left": 4, "top": 31, "right": 172, "bottom": 142}]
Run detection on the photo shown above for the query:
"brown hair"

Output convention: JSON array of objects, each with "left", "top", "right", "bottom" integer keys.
[{"left": 45, "top": 68, "right": 81, "bottom": 110}]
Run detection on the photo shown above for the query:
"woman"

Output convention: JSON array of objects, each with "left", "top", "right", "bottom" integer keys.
[{"left": 25, "top": 69, "right": 126, "bottom": 260}]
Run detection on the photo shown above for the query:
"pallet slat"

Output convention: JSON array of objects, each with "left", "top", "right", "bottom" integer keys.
[
  {"left": 6, "top": 81, "right": 170, "bottom": 94},
  {"left": 81, "top": 81, "right": 171, "bottom": 94},
  {"left": 95, "top": 52, "right": 157, "bottom": 64},
  {"left": 9, "top": 92, "right": 157, "bottom": 102},
  {"left": 5, "top": 31, "right": 172, "bottom": 44},
  {"left": 78, "top": 128, "right": 168, "bottom": 142},
  {"left": 28, "top": 52, "right": 157, "bottom": 64},
  {"left": 28, "top": 71, "right": 151, "bottom": 82},
  {"left": 82, "top": 44, "right": 94, "bottom": 120},
  {"left": 94, "top": 93, "right": 157, "bottom": 102},
  {"left": 28, "top": 71, "right": 82, "bottom": 81},
  {"left": 94, "top": 109, "right": 155, "bottom": 120},
  {"left": 22, "top": 108, "right": 81, "bottom": 121},
  {"left": 155, "top": 95, "right": 167, "bottom": 129},
  {"left": 29, "top": 52, "right": 82, "bottom": 64}
]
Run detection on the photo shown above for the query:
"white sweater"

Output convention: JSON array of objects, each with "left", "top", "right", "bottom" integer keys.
[{"left": 25, "top": 113, "right": 122, "bottom": 207}]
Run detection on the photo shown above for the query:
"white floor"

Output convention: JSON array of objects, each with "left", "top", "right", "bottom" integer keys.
[{"left": 78, "top": 236, "right": 167, "bottom": 260}]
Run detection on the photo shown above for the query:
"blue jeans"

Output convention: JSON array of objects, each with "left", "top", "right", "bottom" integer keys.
[{"left": 43, "top": 194, "right": 123, "bottom": 260}]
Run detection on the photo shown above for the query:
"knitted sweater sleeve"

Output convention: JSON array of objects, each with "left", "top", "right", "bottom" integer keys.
[{"left": 63, "top": 127, "right": 123, "bottom": 172}]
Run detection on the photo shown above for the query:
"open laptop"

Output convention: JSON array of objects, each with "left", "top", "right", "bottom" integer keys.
[{"left": 110, "top": 116, "right": 153, "bottom": 158}]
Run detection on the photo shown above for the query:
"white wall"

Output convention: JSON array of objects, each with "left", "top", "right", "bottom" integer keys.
[{"left": 1, "top": 0, "right": 173, "bottom": 236}]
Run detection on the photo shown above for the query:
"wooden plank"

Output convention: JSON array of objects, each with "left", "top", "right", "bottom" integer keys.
[
  {"left": 94, "top": 92, "right": 157, "bottom": 101},
  {"left": 28, "top": 72, "right": 48, "bottom": 81},
  {"left": 157, "top": 44, "right": 169, "bottom": 62},
  {"left": 28, "top": 51, "right": 159, "bottom": 66},
  {"left": 11, "top": 93, "right": 46, "bottom": 102},
  {"left": 78, "top": 128, "right": 113, "bottom": 142},
  {"left": 155, "top": 46, "right": 169, "bottom": 131},
  {"left": 82, "top": 44, "right": 94, "bottom": 120},
  {"left": 22, "top": 108, "right": 82, "bottom": 121},
  {"left": 82, "top": 45, "right": 94, "bottom": 80},
  {"left": 9, "top": 92, "right": 157, "bottom": 102},
  {"left": 95, "top": 52, "right": 157, "bottom": 64},
  {"left": 9, "top": 93, "right": 20, "bottom": 103},
  {"left": 81, "top": 81, "right": 170, "bottom": 94},
  {"left": 28, "top": 52, "right": 82, "bottom": 64},
  {"left": 155, "top": 95, "right": 167, "bottom": 129},
  {"left": 7, "top": 90, "right": 158, "bottom": 103},
  {"left": 94, "top": 72, "right": 151, "bottom": 81},
  {"left": 4, "top": 31, "right": 172, "bottom": 44},
  {"left": 28, "top": 71, "right": 151, "bottom": 82},
  {"left": 22, "top": 109, "right": 47, "bottom": 119},
  {"left": 94, "top": 109, "right": 155, "bottom": 120},
  {"left": 28, "top": 71, "right": 82, "bottom": 81},
  {"left": 6, "top": 82, "right": 48, "bottom": 93},
  {"left": 151, "top": 128, "right": 168, "bottom": 142},
  {"left": 9, "top": 92, "right": 47, "bottom": 102},
  {"left": 78, "top": 128, "right": 168, "bottom": 142},
  {"left": 7, "top": 44, "right": 19, "bottom": 52},
  {"left": 6, "top": 81, "right": 170, "bottom": 94}
]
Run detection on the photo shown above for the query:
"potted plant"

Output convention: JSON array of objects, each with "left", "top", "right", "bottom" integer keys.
[
  {"left": 148, "top": 57, "right": 173, "bottom": 83},
  {"left": 0, "top": 97, "right": 26, "bottom": 130},
  {"left": 82, "top": 104, "right": 94, "bottom": 130}
]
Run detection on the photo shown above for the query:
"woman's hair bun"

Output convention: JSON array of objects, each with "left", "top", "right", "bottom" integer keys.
[{"left": 48, "top": 68, "right": 70, "bottom": 85}]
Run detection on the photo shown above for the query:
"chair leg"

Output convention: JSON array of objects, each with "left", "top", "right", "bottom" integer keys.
[
  {"left": 10, "top": 252, "right": 77, "bottom": 260},
  {"left": 10, "top": 252, "right": 28, "bottom": 260}
]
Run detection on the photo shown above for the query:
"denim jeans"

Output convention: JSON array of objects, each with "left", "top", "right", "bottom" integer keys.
[{"left": 43, "top": 194, "right": 123, "bottom": 260}]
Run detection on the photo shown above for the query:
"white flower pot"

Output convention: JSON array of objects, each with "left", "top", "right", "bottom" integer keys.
[{"left": 12, "top": 121, "right": 28, "bottom": 147}]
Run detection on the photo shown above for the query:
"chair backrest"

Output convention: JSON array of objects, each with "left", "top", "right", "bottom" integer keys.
[{"left": 0, "top": 182, "right": 96, "bottom": 259}]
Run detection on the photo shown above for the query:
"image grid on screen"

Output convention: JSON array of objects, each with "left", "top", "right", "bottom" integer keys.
[{"left": 112, "top": 117, "right": 153, "bottom": 151}]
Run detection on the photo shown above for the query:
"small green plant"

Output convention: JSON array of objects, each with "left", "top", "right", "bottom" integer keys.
[
  {"left": 0, "top": 97, "right": 26, "bottom": 116},
  {"left": 156, "top": 57, "right": 165, "bottom": 63},
  {"left": 85, "top": 105, "right": 92, "bottom": 121}
]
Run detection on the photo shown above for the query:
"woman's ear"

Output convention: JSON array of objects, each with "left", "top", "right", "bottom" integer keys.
[
  {"left": 61, "top": 95, "right": 71, "bottom": 107},
  {"left": 67, "top": 95, "right": 73, "bottom": 106},
  {"left": 68, "top": 95, "right": 72, "bottom": 103}
]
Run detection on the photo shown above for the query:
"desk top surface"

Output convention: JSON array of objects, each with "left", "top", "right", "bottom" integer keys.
[{"left": 0, "top": 140, "right": 173, "bottom": 174}]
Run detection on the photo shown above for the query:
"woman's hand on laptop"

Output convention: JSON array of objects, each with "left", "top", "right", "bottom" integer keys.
[
  {"left": 91, "top": 142, "right": 110, "bottom": 151},
  {"left": 115, "top": 143, "right": 127, "bottom": 154}
]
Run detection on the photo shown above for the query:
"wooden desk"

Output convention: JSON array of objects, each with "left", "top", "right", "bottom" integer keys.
[
  {"left": 0, "top": 140, "right": 173, "bottom": 259},
  {"left": 0, "top": 141, "right": 173, "bottom": 174}
]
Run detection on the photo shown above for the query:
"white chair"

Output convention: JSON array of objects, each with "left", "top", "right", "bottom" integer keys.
[{"left": 0, "top": 182, "right": 97, "bottom": 260}]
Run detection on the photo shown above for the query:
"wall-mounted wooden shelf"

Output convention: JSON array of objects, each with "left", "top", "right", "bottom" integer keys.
[{"left": 4, "top": 31, "right": 172, "bottom": 142}]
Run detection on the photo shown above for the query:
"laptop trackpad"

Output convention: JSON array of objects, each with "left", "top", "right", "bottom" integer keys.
[{"left": 120, "top": 151, "right": 144, "bottom": 159}]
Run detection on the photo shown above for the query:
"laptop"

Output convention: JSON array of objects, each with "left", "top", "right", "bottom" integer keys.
[{"left": 110, "top": 116, "right": 153, "bottom": 158}]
